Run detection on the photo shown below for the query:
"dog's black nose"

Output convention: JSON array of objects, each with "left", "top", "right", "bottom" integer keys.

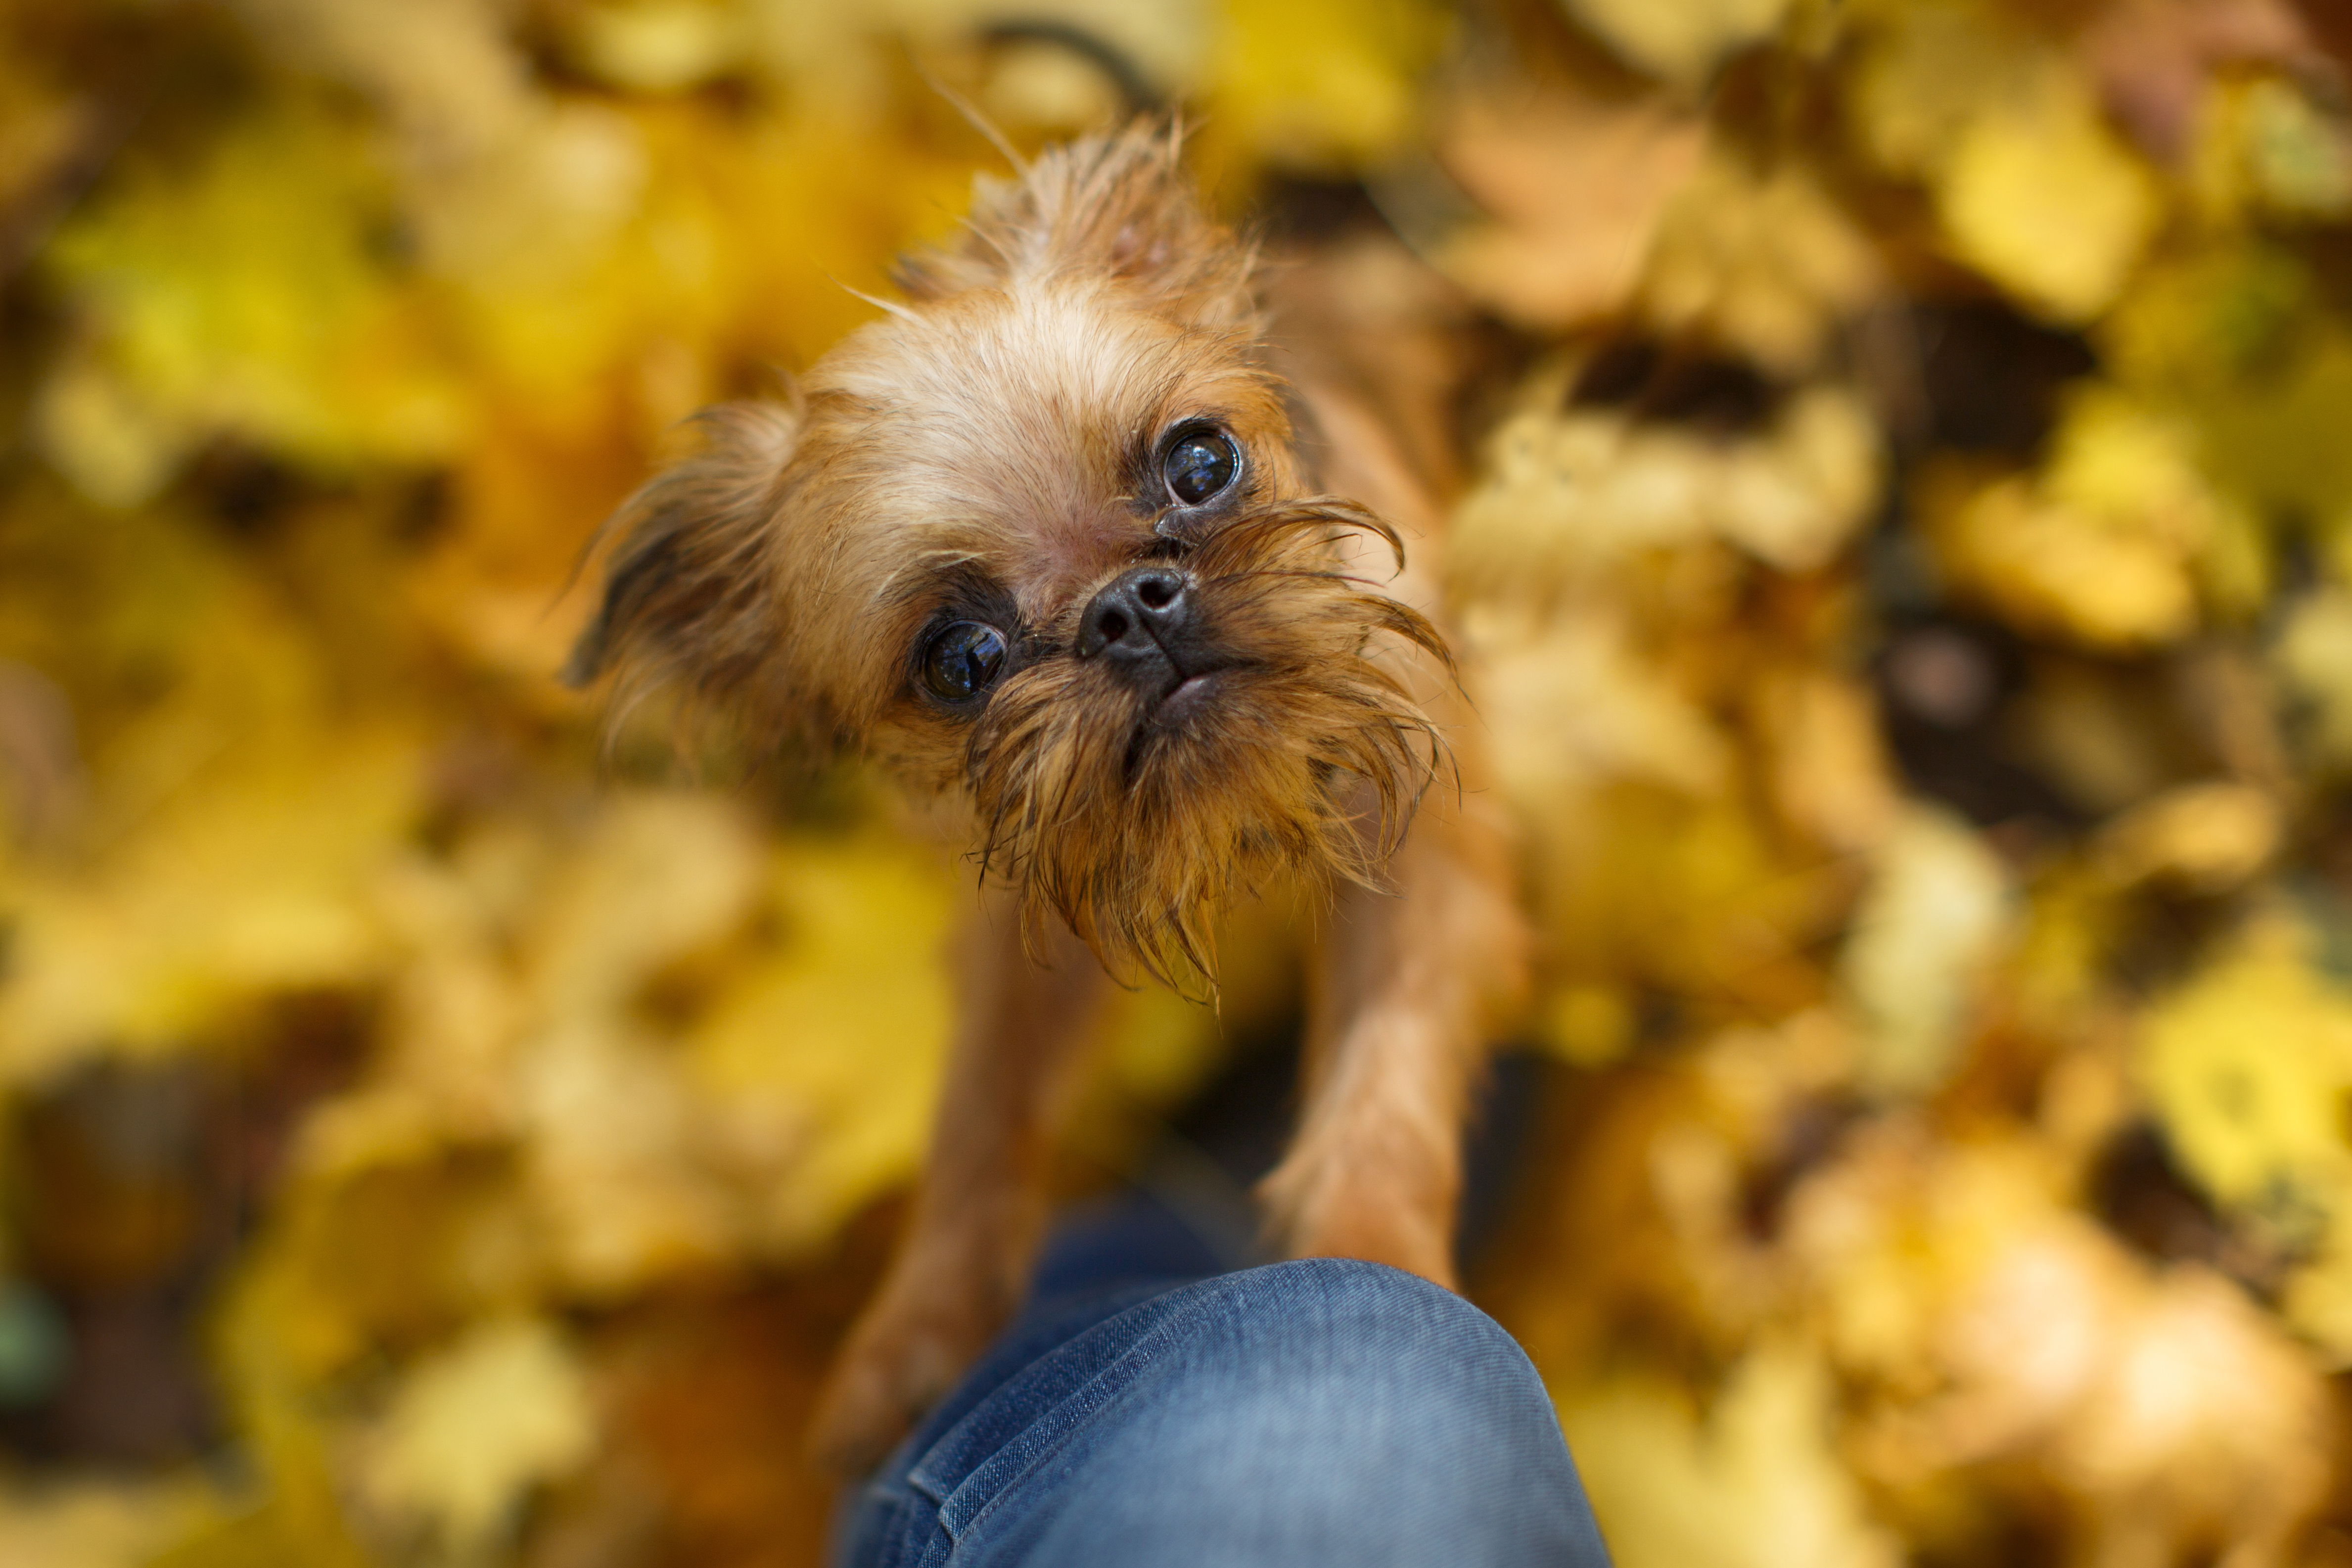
[{"left": 1076, "top": 566, "right": 1193, "bottom": 687}]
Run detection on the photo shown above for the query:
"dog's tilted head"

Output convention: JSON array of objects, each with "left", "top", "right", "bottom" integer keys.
[{"left": 567, "top": 122, "right": 1449, "bottom": 986}]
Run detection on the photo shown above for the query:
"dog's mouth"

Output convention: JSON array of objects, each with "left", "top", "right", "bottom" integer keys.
[
  {"left": 1147, "top": 669, "right": 1223, "bottom": 726},
  {"left": 1119, "top": 666, "right": 1227, "bottom": 781},
  {"left": 1114, "top": 667, "right": 1242, "bottom": 780}
]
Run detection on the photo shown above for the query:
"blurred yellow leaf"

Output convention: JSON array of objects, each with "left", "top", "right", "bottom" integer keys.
[
  {"left": 1841, "top": 805, "right": 2011, "bottom": 1095},
  {"left": 1852, "top": 3, "right": 2158, "bottom": 323},
  {"left": 526, "top": 791, "right": 768, "bottom": 1024},
  {"left": 1929, "top": 389, "right": 2247, "bottom": 649},
  {"left": 1542, "top": 981, "right": 1638, "bottom": 1068},
  {"left": 1937, "top": 71, "right": 2158, "bottom": 324},
  {"left": 689, "top": 832, "right": 957, "bottom": 1256},
  {"left": 1755, "top": 667, "right": 1900, "bottom": 856},
  {"left": 570, "top": 0, "right": 750, "bottom": 93},
  {"left": 1435, "top": 89, "right": 1707, "bottom": 332},
  {"left": 1638, "top": 154, "right": 1881, "bottom": 376},
  {"left": 2193, "top": 327, "right": 2352, "bottom": 533},
  {"left": 2276, "top": 588, "right": 2352, "bottom": 764},
  {"left": 2195, "top": 75, "right": 2352, "bottom": 223},
  {"left": 1477, "top": 611, "right": 1731, "bottom": 803},
  {"left": 0, "top": 1476, "right": 221, "bottom": 1568},
  {"left": 38, "top": 109, "right": 467, "bottom": 505},
  {"left": 1451, "top": 376, "right": 1880, "bottom": 599},
  {"left": 1935, "top": 473, "right": 2198, "bottom": 647},
  {"left": 1846, "top": 0, "right": 2028, "bottom": 180},
  {"left": 230, "top": 0, "right": 534, "bottom": 156},
  {"left": 2101, "top": 241, "right": 2311, "bottom": 391},
  {"left": 2093, "top": 780, "right": 2280, "bottom": 892},
  {"left": 1561, "top": 0, "right": 1793, "bottom": 87},
  {"left": 1208, "top": 0, "right": 1445, "bottom": 171},
  {"left": 0, "top": 727, "right": 423, "bottom": 1085},
  {"left": 1535, "top": 786, "right": 1851, "bottom": 1016},
  {"left": 2139, "top": 913, "right": 2352, "bottom": 1222},
  {"left": 1561, "top": 1345, "right": 1901, "bottom": 1568},
  {"left": 356, "top": 1316, "right": 596, "bottom": 1554}
]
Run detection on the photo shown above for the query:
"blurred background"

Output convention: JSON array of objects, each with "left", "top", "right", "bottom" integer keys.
[{"left": 4, "top": 0, "right": 2352, "bottom": 1562}]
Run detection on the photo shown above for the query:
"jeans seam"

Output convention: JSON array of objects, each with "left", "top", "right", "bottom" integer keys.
[
  {"left": 930, "top": 1286, "right": 1238, "bottom": 1544},
  {"left": 900, "top": 1282, "right": 1186, "bottom": 1509}
]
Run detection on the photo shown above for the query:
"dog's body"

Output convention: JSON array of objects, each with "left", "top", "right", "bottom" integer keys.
[{"left": 569, "top": 124, "right": 1524, "bottom": 1471}]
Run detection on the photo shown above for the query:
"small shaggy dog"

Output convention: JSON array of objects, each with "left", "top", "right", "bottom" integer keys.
[{"left": 567, "top": 121, "right": 1524, "bottom": 1471}]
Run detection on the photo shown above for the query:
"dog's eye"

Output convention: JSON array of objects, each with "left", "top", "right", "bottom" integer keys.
[
  {"left": 921, "top": 621, "right": 1008, "bottom": 702},
  {"left": 1163, "top": 429, "right": 1239, "bottom": 507}
]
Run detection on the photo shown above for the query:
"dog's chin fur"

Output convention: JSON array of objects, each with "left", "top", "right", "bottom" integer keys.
[{"left": 968, "top": 500, "right": 1450, "bottom": 989}]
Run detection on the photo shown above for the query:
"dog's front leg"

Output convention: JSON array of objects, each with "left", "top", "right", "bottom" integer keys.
[
  {"left": 809, "top": 883, "right": 1110, "bottom": 1473},
  {"left": 1261, "top": 780, "right": 1526, "bottom": 1292}
]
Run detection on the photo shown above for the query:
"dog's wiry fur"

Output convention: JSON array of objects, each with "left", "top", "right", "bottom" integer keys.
[{"left": 569, "top": 121, "right": 1526, "bottom": 1472}]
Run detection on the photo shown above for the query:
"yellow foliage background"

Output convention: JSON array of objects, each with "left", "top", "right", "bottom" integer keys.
[{"left": 4, "top": 0, "right": 2352, "bottom": 1564}]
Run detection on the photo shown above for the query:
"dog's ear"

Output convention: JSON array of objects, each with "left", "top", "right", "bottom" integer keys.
[
  {"left": 563, "top": 399, "right": 800, "bottom": 729},
  {"left": 897, "top": 119, "right": 1256, "bottom": 330}
]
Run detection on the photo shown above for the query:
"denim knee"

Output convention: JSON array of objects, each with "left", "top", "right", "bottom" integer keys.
[
  {"left": 880, "top": 1258, "right": 1612, "bottom": 1568},
  {"left": 1204, "top": 1257, "right": 1556, "bottom": 1455},
  {"left": 1253, "top": 1255, "right": 1532, "bottom": 1375}
]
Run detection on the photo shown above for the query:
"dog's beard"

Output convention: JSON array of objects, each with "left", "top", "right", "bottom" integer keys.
[{"left": 966, "top": 500, "right": 1451, "bottom": 991}]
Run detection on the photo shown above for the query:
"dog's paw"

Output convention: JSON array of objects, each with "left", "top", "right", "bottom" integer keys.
[
  {"left": 807, "top": 1282, "right": 1001, "bottom": 1476},
  {"left": 1263, "top": 1156, "right": 1459, "bottom": 1291},
  {"left": 1289, "top": 1211, "right": 1458, "bottom": 1291}
]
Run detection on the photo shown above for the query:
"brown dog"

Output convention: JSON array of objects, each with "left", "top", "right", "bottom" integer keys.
[{"left": 566, "top": 122, "right": 1524, "bottom": 1473}]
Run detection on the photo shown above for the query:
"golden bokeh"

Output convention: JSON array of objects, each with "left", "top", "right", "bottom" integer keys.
[{"left": 3, "top": 1, "right": 2352, "bottom": 1564}]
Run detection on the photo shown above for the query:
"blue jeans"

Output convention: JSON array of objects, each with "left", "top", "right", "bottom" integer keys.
[{"left": 833, "top": 1258, "right": 1614, "bottom": 1567}]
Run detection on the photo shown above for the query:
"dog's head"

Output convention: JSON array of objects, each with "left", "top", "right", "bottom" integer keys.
[{"left": 567, "top": 123, "right": 1448, "bottom": 985}]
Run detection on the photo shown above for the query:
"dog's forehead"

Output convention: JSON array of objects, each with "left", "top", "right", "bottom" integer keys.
[{"left": 818, "top": 282, "right": 1273, "bottom": 617}]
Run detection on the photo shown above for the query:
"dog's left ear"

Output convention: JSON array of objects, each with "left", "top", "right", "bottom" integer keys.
[{"left": 563, "top": 398, "right": 802, "bottom": 728}]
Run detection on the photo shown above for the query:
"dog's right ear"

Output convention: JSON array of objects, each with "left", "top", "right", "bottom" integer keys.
[{"left": 562, "top": 398, "right": 800, "bottom": 726}]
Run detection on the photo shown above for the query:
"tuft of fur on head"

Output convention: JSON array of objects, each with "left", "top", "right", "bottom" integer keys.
[
  {"left": 896, "top": 120, "right": 1258, "bottom": 329},
  {"left": 567, "top": 120, "right": 1456, "bottom": 989}
]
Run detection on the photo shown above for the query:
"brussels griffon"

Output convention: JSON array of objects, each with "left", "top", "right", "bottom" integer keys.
[{"left": 567, "top": 122, "right": 1524, "bottom": 1472}]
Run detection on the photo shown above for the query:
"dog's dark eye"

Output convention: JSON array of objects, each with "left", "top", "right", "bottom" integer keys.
[
  {"left": 1163, "top": 429, "right": 1239, "bottom": 507},
  {"left": 921, "top": 621, "right": 1008, "bottom": 702}
]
